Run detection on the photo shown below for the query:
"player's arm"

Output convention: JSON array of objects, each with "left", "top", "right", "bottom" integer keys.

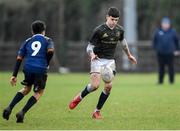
[
  {"left": 87, "top": 28, "right": 100, "bottom": 61},
  {"left": 121, "top": 39, "right": 137, "bottom": 64},
  {"left": 47, "top": 48, "right": 54, "bottom": 66},
  {"left": 86, "top": 42, "right": 98, "bottom": 61},
  {"left": 10, "top": 42, "right": 26, "bottom": 86},
  {"left": 10, "top": 56, "right": 23, "bottom": 86},
  {"left": 47, "top": 39, "right": 54, "bottom": 67},
  {"left": 12, "top": 56, "right": 23, "bottom": 77}
]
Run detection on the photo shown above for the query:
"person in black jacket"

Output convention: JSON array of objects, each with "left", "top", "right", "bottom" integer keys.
[{"left": 153, "top": 17, "right": 180, "bottom": 84}]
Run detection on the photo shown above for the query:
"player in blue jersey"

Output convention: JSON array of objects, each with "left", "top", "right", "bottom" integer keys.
[{"left": 2, "top": 20, "right": 54, "bottom": 123}]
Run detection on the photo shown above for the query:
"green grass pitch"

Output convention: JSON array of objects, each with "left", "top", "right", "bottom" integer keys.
[{"left": 0, "top": 72, "right": 180, "bottom": 130}]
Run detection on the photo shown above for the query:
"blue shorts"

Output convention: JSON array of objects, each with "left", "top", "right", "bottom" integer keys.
[{"left": 21, "top": 71, "right": 47, "bottom": 92}]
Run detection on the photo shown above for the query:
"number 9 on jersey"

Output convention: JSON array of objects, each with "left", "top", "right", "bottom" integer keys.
[{"left": 31, "top": 41, "right": 41, "bottom": 56}]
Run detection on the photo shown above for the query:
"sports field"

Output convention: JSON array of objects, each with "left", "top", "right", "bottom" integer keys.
[{"left": 0, "top": 72, "right": 180, "bottom": 130}]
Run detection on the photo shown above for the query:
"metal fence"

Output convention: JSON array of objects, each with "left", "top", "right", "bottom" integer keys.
[
  {"left": 0, "top": 41, "right": 179, "bottom": 72},
  {"left": 63, "top": 41, "right": 180, "bottom": 72}
]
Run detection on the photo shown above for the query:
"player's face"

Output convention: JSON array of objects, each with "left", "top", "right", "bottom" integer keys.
[{"left": 106, "top": 16, "right": 119, "bottom": 29}]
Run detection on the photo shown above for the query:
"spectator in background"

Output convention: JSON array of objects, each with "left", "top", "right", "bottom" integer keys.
[{"left": 153, "top": 17, "right": 180, "bottom": 84}]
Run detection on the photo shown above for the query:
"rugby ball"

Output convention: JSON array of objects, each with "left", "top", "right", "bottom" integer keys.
[{"left": 101, "top": 65, "right": 114, "bottom": 83}]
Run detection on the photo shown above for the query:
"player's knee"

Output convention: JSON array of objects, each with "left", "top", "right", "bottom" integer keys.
[
  {"left": 33, "top": 93, "right": 41, "bottom": 101},
  {"left": 104, "top": 84, "right": 112, "bottom": 94},
  {"left": 91, "top": 83, "right": 100, "bottom": 90},
  {"left": 90, "top": 73, "right": 101, "bottom": 90},
  {"left": 20, "top": 87, "right": 31, "bottom": 95},
  {"left": 92, "top": 85, "right": 99, "bottom": 90},
  {"left": 33, "top": 90, "right": 44, "bottom": 101},
  {"left": 104, "top": 86, "right": 112, "bottom": 94}
]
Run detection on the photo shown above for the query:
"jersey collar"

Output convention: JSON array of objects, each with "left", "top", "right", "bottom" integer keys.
[{"left": 32, "top": 34, "right": 45, "bottom": 37}]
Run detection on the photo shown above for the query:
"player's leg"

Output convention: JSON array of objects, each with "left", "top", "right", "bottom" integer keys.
[
  {"left": 16, "top": 89, "right": 44, "bottom": 123},
  {"left": 69, "top": 59, "right": 101, "bottom": 110},
  {"left": 16, "top": 73, "right": 47, "bottom": 123},
  {"left": 69, "top": 73, "right": 101, "bottom": 110},
  {"left": 22, "top": 89, "right": 44, "bottom": 113},
  {"left": 2, "top": 71, "right": 33, "bottom": 121},
  {"left": 2, "top": 86, "right": 32, "bottom": 121},
  {"left": 92, "top": 59, "right": 115, "bottom": 119},
  {"left": 92, "top": 82, "right": 112, "bottom": 119},
  {"left": 81, "top": 73, "right": 101, "bottom": 98}
]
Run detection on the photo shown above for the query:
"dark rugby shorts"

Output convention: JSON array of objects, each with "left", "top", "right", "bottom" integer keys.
[{"left": 21, "top": 71, "right": 47, "bottom": 92}]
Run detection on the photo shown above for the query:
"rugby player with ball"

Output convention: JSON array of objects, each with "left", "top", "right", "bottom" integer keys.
[{"left": 69, "top": 7, "right": 137, "bottom": 119}]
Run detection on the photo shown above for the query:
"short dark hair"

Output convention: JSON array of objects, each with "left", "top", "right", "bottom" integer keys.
[
  {"left": 31, "top": 20, "right": 46, "bottom": 34},
  {"left": 107, "top": 7, "right": 120, "bottom": 18}
]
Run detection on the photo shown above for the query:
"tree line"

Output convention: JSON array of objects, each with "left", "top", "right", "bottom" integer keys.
[{"left": 0, "top": 0, "right": 180, "bottom": 42}]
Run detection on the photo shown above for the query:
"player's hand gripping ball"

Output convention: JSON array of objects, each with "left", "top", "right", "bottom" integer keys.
[{"left": 101, "top": 65, "right": 114, "bottom": 83}]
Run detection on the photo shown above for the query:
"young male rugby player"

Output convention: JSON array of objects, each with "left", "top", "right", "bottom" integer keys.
[
  {"left": 2, "top": 20, "right": 54, "bottom": 123},
  {"left": 69, "top": 7, "right": 137, "bottom": 119}
]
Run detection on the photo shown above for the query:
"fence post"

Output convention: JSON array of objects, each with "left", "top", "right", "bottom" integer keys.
[{"left": 123, "top": 0, "right": 138, "bottom": 70}]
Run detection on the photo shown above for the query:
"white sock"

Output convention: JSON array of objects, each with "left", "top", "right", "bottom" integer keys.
[
  {"left": 87, "top": 84, "right": 94, "bottom": 92},
  {"left": 95, "top": 108, "right": 100, "bottom": 112}
]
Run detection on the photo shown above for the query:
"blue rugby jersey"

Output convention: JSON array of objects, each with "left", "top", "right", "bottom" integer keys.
[{"left": 18, "top": 34, "right": 54, "bottom": 73}]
